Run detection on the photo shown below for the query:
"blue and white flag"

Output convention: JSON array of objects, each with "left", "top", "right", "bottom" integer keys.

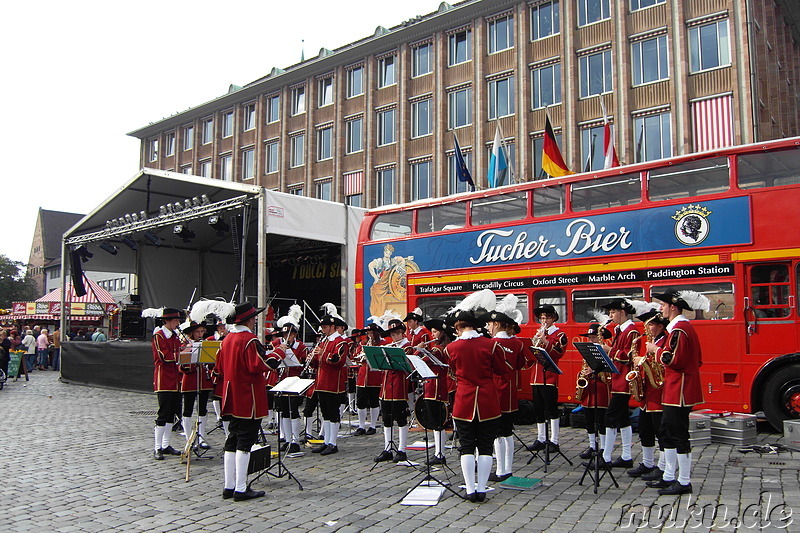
[
  {"left": 453, "top": 133, "right": 475, "bottom": 191},
  {"left": 487, "top": 126, "right": 508, "bottom": 188}
]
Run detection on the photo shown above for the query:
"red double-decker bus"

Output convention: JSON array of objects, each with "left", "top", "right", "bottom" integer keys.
[{"left": 355, "top": 137, "right": 800, "bottom": 430}]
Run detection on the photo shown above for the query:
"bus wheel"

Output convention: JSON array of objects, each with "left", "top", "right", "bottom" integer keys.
[{"left": 762, "top": 364, "right": 800, "bottom": 431}]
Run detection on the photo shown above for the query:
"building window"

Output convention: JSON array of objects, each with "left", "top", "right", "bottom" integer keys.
[
  {"left": 411, "top": 161, "right": 432, "bottom": 201},
  {"left": 448, "top": 151, "right": 471, "bottom": 194},
  {"left": 199, "top": 159, "right": 212, "bottom": 177},
  {"left": 377, "top": 168, "right": 395, "bottom": 206},
  {"left": 120, "top": 278, "right": 126, "bottom": 290},
  {"left": 634, "top": 112, "right": 672, "bottom": 162},
  {"left": 183, "top": 125, "right": 194, "bottom": 150},
  {"left": 242, "top": 148, "right": 254, "bottom": 180},
  {"left": 147, "top": 138, "right": 158, "bottom": 162},
  {"left": 377, "top": 109, "right": 396, "bottom": 146},
  {"left": 317, "top": 127, "right": 333, "bottom": 161},
  {"left": 411, "top": 99, "right": 432, "bottom": 138},
  {"left": 531, "top": 1, "right": 560, "bottom": 40},
  {"left": 412, "top": 43, "right": 432, "bottom": 77},
  {"left": 221, "top": 111, "right": 233, "bottom": 138},
  {"left": 318, "top": 77, "right": 333, "bottom": 107},
  {"left": 243, "top": 103, "right": 256, "bottom": 131},
  {"left": 290, "top": 134, "right": 305, "bottom": 167},
  {"left": 164, "top": 132, "right": 175, "bottom": 156},
  {"left": 579, "top": 49, "right": 612, "bottom": 98},
  {"left": 201, "top": 119, "right": 213, "bottom": 144},
  {"left": 346, "top": 194, "right": 363, "bottom": 207},
  {"left": 531, "top": 63, "right": 561, "bottom": 109},
  {"left": 378, "top": 55, "right": 396, "bottom": 88},
  {"left": 488, "top": 76, "right": 515, "bottom": 119},
  {"left": 631, "top": 0, "right": 664, "bottom": 11},
  {"left": 632, "top": 35, "right": 668, "bottom": 85},
  {"left": 578, "top": 0, "right": 610, "bottom": 26},
  {"left": 488, "top": 15, "right": 514, "bottom": 53},
  {"left": 289, "top": 186, "right": 304, "bottom": 196},
  {"left": 448, "top": 87, "right": 472, "bottom": 129},
  {"left": 291, "top": 86, "right": 306, "bottom": 115},
  {"left": 180, "top": 165, "right": 192, "bottom": 175},
  {"left": 346, "top": 118, "right": 363, "bottom": 154},
  {"left": 580, "top": 125, "right": 605, "bottom": 172},
  {"left": 220, "top": 154, "right": 233, "bottom": 181},
  {"left": 267, "top": 95, "right": 280, "bottom": 123},
  {"left": 265, "top": 141, "right": 279, "bottom": 174},
  {"left": 532, "top": 133, "right": 563, "bottom": 179},
  {"left": 316, "top": 180, "right": 332, "bottom": 201},
  {"left": 689, "top": 19, "right": 730, "bottom": 73},
  {"left": 448, "top": 29, "right": 472, "bottom": 66},
  {"left": 347, "top": 66, "right": 364, "bottom": 97}
]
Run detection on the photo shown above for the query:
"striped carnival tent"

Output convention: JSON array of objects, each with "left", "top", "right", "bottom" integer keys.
[
  {"left": 37, "top": 278, "right": 116, "bottom": 305},
  {"left": 0, "top": 279, "right": 119, "bottom": 323}
]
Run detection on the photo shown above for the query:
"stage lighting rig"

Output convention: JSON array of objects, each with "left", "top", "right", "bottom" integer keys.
[{"left": 173, "top": 224, "right": 196, "bottom": 243}]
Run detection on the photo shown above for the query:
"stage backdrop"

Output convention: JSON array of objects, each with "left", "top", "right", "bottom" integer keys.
[{"left": 61, "top": 341, "right": 152, "bottom": 393}]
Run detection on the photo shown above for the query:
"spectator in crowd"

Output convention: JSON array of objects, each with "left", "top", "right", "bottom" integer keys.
[
  {"left": 36, "top": 329, "right": 50, "bottom": 370},
  {"left": 52, "top": 327, "right": 61, "bottom": 371},
  {"left": 10, "top": 330, "right": 22, "bottom": 351},
  {"left": 72, "top": 330, "right": 87, "bottom": 341},
  {"left": 92, "top": 328, "right": 107, "bottom": 342},
  {"left": 0, "top": 330, "right": 10, "bottom": 377},
  {"left": 22, "top": 329, "right": 37, "bottom": 372},
  {"left": 86, "top": 326, "right": 96, "bottom": 340}
]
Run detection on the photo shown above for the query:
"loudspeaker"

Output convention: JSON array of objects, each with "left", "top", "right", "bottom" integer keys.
[
  {"left": 120, "top": 309, "right": 146, "bottom": 340},
  {"left": 70, "top": 250, "right": 87, "bottom": 297}
]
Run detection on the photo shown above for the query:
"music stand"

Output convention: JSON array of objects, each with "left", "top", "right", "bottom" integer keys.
[
  {"left": 179, "top": 341, "right": 217, "bottom": 481},
  {"left": 525, "top": 346, "right": 572, "bottom": 472},
  {"left": 574, "top": 342, "right": 620, "bottom": 494},
  {"left": 248, "top": 376, "right": 314, "bottom": 491}
]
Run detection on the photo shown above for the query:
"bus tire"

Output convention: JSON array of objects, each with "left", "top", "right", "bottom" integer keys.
[{"left": 761, "top": 364, "right": 800, "bottom": 431}]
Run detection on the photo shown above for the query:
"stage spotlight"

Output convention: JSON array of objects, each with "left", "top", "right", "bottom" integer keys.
[
  {"left": 192, "top": 196, "right": 201, "bottom": 207},
  {"left": 144, "top": 231, "right": 162, "bottom": 247},
  {"left": 75, "top": 245, "right": 93, "bottom": 262},
  {"left": 99, "top": 242, "right": 118, "bottom": 255},
  {"left": 124, "top": 214, "right": 133, "bottom": 224},
  {"left": 173, "top": 202, "right": 183, "bottom": 212},
  {"left": 121, "top": 236, "right": 138, "bottom": 250},
  {"left": 139, "top": 210, "right": 147, "bottom": 220},
  {"left": 208, "top": 215, "right": 230, "bottom": 236},
  {"left": 173, "top": 224, "right": 196, "bottom": 243},
  {"left": 159, "top": 205, "right": 168, "bottom": 216},
  {"left": 201, "top": 194, "right": 210, "bottom": 205},
  {"left": 184, "top": 199, "right": 193, "bottom": 210}
]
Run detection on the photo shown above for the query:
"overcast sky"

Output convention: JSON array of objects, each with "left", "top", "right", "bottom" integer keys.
[{"left": 1, "top": 0, "right": 439, "bottom": 265}]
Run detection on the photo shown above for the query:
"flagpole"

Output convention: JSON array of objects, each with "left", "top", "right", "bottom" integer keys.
[{"left": 495, "top": 119, "right": 515, "bottom": 184}]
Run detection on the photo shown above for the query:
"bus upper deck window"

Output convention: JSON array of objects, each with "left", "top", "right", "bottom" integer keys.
[
  {"left": 470, "top": 192, "right": 527, "bottom": 226},
  {"left": 737, "top": 148, "right": 800, "bottom": 189},
  {"left": 533, "top": 184, "right": 566, "bottom": 217},
  {"left": 370, "top": 212, "right": 412, "bottom": 240},
  {"left": 648, "top": 157, "right": 729, "bottom": 201},
  {"left": 571, "top": 173, "right": 641, "bottom": 212},
  {"left": 417, "top": 202, "right": 466, "bottom": 233}
]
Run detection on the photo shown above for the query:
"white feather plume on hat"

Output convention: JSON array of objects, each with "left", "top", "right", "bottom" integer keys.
[
  {"left": 589, "top": 308, "right": 610, "bottom": 324},
  {"left": 626, "top": 299, "right": 658, "bottom": 317},
  {"left": 677, "top": 290, "right": 711, "bottom": 312},
  {"left": 450, "top": 289, "right": 497, "bottom": 315},
  {"left": 321, "top": 302, "right": 344, "bottom": 320},
  {"left": 412, "top": 307, "right": 423, "bottom": 315},
  {"left": 495, "top": 294, "right": 523, "bottom": 324},
  {"left": 141, "top": 308, "right": 163, "bottom": 319},
  {"left": 190, "top": 300, "right": 236, "bottom": 323},
  {"left": 277, "top": 304, "right": 303, "bottom": 329},
  {"left": 377, "top": 309, "right": 401, "bottom": 331}
]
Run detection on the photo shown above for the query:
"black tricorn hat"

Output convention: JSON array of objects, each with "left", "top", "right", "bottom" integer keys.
[
  {"left": 652, "top": 290, "right": 693, "bottom": 311},
  {"left": 477, "top": 310, "right": 517, "bottom": 325},
  {"left": 320, "top": 314, "right": 348, "bottom": 327},
  {"left": 232, "top": 302, "right": 266, "bottom": 324},
  {"left": 180, "top": 321, "right": 207, "bottom": 335},
  {"left": 636, "top": 310, "right": 670, "bottom": 326},
  {"left": 578, "top": 322, "right": 612, "bottom": 339},
  {"left": 384, "top": 318, "right": 407, "bottom": 334},
  {"left": 601, "top": 299, "right": 635, "bottom": 314},
  {"left": 423, "top": 318, "right": 446, "bottom": 332},
  {"left": 162, "top": 307, "right": 184, "bottom": 320},
  {"left": 403, "top": 310, "right": 425, "bottom": 322},
  {"left": 533, "top": 304, "right": 559, "bottom": 321},
  {"left": 445, "top": 309, "right": 484, "bottom": 328}
]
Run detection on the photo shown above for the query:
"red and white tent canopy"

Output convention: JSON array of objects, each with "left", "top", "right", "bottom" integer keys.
[{"left": 37, "top": 278, "right": 116, "bottom": 304}]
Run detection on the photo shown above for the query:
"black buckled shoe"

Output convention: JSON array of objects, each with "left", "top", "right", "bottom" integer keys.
[
  {"left": 393, "top": 451, "right": 408, "bottom": 463},
  {"left": 609, "top": 457, "right": 633, "bottom": 468},
  {"left": 488, "top": 472, "right": 503, "bottom": 482},
  {"left": 546, "top": 441, "right": 560, "bottom": 453},
  {"left": 658, "top": 481, "right": 692, "bottom": 496},
  {"left": 426, "top": 454, "right": 446, "bottom": 466},
  {"left": 465, "top": 492, "right": 477, "bottom": 503},
  {"left": 353, "top": 427, "right": 367, "bottom": 436},
  {"left": 287, "top": 442, "right": 301, "bottom": 454},
  {"left": 161, "top": 445, "right": 182, "bottom": 456},
  {"left": 641, "top": 467, "right": 664, "bottom": 481},
  {"left": 527, "top": 440, "right": 545, "bottom": 452},
  {"left": 581, "top": 456, "right": 608, "bottom": 468},
  {"left": 578, "top": 447, "right": 595, "bottom": 460},
  {"left": 374, "top": 450, "right": 394, "bottom": 462},
  {"left": 627, "top": 463, "right": 655, "bottom": 478},
  {"left": 154, "top": 449, "right": 165, "bottom": 461},
  {"left": 233, "top": 488, "right": 266, "bottom": 501},
  {"left": 645, "top": 478, "right": 672, "bottom": 489},
  {"left": 365, "top": 427, "right": 377, "bottom": 435},
  {"left": 475, "top": 492, "right": 486, "bottom": 502},
  {"left": 222, "top": 488, "right": 234, "bottom": 500},
  {"left": 311, "top": 443, "right": 329, "bottom": 453},
  {"left": 320, "top": 444, "right": 338, "bottom": 456}
]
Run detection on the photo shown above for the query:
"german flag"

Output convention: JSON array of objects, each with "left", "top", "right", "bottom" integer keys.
[{"left": 541, "top": 115, "right": 574, "bottom": 177}]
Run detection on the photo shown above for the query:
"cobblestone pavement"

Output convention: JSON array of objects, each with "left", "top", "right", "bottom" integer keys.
[{"left": 2, "top": 372, "right": 798, "bottom": 532}]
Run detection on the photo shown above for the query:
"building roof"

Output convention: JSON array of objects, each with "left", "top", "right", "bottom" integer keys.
[{"left": 40, "top": 209, "right": 85, "bottom": 261}]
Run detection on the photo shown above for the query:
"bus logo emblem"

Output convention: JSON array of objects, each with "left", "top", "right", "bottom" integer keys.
[{"left": 672, "top": 204, "right": 712, "bottom": 246}]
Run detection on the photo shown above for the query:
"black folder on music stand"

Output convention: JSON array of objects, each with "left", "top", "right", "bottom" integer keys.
[{"left": 573, "top": 342, "right": 620, "bottom": 494}]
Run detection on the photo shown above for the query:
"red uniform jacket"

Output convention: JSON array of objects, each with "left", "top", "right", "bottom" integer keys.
[
  {"left": 271, "top": 338, "right": 309, "bottom": 380},
  {"left": 420, "top": 343, "right": 451, "bottom": 402},
  {"left": 657, "top": 318, "right": 704, "bottom": 407},
  {"left": 640, "top": 333, "right": 666, "bottom": 412},
  {"left": 313, "top": 333, "right": 348, "bottom": 394},
  {"left": 152, "top": 327, "right": 181, "bottom": 392},
  {"left": 380, "top": 339, "right": 412, "bottom": 401},
  {"left": 407, "top": 326, "right": 432, "bottom": 346},
  {"left": 527, "top": 326, "right": 567, "bottom": 387},
  {"left": 446, "top": 332, "right": 510, "bottom": 422},
  {"left": 179, "top": 363, "right": 215, "bottom": 392},
  {"left": 493, "top": 335, "right": 527, "bottom": 413},
  {"left": 608, "top": 321, "right": 640, "bottom": 394},
  {"left": 216, "top": 328, "right": 275, "bottom": 419},
  {"left": 356, "top": 339, "right": 385, "bottom": 388}
]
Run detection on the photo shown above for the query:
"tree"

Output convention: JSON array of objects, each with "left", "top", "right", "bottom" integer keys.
[{"left": 0, "top": 255, "right": 38, "bottom": 308}]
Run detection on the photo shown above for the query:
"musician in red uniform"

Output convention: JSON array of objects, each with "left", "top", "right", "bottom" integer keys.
[
  {"left": 207, "top": 319, "right": 229, "bottom": 434},
  {"left": 353, "top": 321, "right": 385, "bottom": 436},
  {"left": 404, "top": 308, "right": 431, "bottom": 345},
  {"left": 178, "top": 320, "right": 212, "bottom": 450},
  {"left": 151, "top": 307, "right": 184, "bottom": 460},
  {"left": 417, "top": 318, "right": 454, "bottom": 466},
  {"left": 271, "top": 305, "right": 308, "bottom": 454},
  {"left": 646, "top": 290, "right": 707, "bottom": 496},
  {"left": 217, "top": 302, "right": 280, "bottom": 502},
  {"left": 479, "top": 296, "right": 527, "bottom": 482},
  {"left": 309, "top": 307, "right": 349, "bottom": 456},
  {"left": 600, "top": 299, "right": 640, "bottom": 468},
  {"left": 374, "top": 319, "right": 414, "bottom": 463},
  {"left": 526, "top": 304, "right": 567, "bottom": 453},
  {"left": 576, "top": 323, "right": 612, "bottom": 460},
  {"left": 628, "top": 310, "right": 668, "bottom": 480},
  {"left": 445, "top": 300, "right": 511, "bottom": 503}
]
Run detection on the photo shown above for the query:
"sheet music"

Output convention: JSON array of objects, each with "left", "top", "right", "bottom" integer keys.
[
  {"left": 280, "top": 349, "right": 302, "bottom": 367},
  {"left": 272, "top": 376, "right": 315, "bottom": 394},
  {"left": 406, "top": 354, "right": 436, "bottom": 379}
]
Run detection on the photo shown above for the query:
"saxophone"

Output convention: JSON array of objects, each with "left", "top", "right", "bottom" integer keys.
[
  {"left": 626, "top": 329, "right": 645, "bottom": 402},
  {"left": 575, "top": 361, "right": 592, "bottom": 402}
]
